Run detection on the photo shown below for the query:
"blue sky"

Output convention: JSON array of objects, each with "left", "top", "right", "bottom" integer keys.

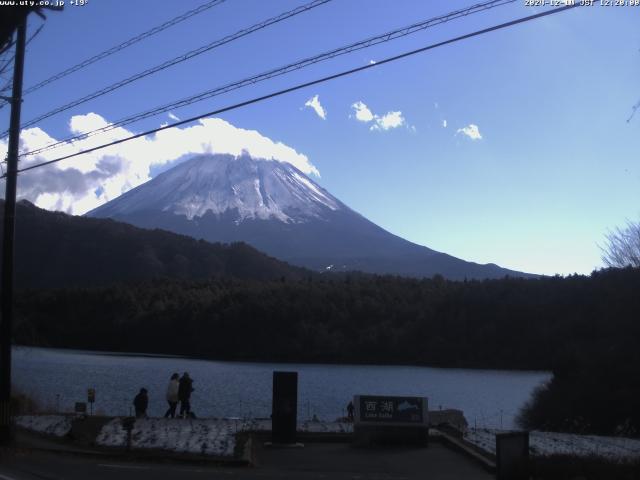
[{"left": 1, "top": 0, "right": 639, "bottom": 276}]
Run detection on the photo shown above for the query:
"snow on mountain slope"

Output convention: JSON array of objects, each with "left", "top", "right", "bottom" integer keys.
[
  {"left": 91, "top": 153, "right": 341, "bottom": 223},
  {"left": 88, "top": 153, "right": 535, "bottom": 280}
]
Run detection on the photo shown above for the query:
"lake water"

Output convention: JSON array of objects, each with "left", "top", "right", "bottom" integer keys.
[{"left": 12, "top": 347, "right": 550, "bottom": 429}]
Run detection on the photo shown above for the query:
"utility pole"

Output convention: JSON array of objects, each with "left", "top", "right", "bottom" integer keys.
[{"left": 0, "top": 17, "right": 26, "bottom": 445}]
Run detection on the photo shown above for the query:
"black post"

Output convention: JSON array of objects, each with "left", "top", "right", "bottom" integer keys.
[
  {"left": 272, "top": 371, "right": 298, "bottom": 445},
  {"left": 0, "top": 19, "right": 27, "bottom": 445},
  {"left": 496, "top": 431, "right": 530, "bottom": 480}
]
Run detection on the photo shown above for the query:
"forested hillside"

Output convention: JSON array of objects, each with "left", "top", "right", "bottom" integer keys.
[
  {"left": 13, "top": 268, "right": 640, "bottom": 436},
  {"left": 0, "top": 200, "right": 304, "bottom": 288}
]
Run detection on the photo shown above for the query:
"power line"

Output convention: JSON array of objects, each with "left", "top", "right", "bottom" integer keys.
[
  {"left": 0, "top": 40, "right": 14, "bottom": 57},
  {"left": 0, "top": 24, "right": 45, "bottom": 102},
  {"left": 21, "top": 0, "right": 516, "bottom": 159},
  {"left": 6, "top": 3, "right": 580, "bottom": 179},
  {"left": 0, "top": 80, "right": 12, "bottom": 95},
  {"left": 627, "top": 99, "right": 639, "bottom": 123},
  {"left": 2, "top": 0, "right": 333, "bottom": 137},
  {"left": 22, "top": 0, "right": 227, "bottom": 96},
  {"left": 0, "top": 53, "right": 15, "bottom": 78}
]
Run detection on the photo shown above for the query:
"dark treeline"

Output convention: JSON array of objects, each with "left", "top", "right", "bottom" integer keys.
[
  {"left": 0, "top": 199, "right": 305, "bottom": 289},
  {"left": 13, "top": 267, "right": 640, "bottom": 435}
]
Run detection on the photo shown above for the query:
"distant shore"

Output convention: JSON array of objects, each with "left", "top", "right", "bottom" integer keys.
[{"left": 12, "top": 345, "right": 551, "bottom": 373}]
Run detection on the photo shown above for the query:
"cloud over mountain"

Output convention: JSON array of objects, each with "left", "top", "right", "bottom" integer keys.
[{"left": 0, "top": 115, "right": 319, "bottom": 215}]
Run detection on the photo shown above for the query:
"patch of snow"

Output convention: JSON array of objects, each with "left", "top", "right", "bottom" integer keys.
[
  {"left": 15, "top": 415, "right": 72, "bottom": 437},
  {"left": 298, "top": 421, "right": 353, "bottom": 434},
  {"left": 239, "top": 418, "right": 271, "bottom": 432},
  {"left": 95, "top": 418, "right": 128, "bottom": 447},
  {"left": 290, "top": 172, "right": 338, "bottom": 211},
  {"left": 464, "top": 428, "right": 640, "bottom": 462},
  {"left": 17, "top": 415, "right": 354, "bottom": 459},
  {"left": 238, "top": 418, "right": 352, "bottom": 434},
  {"left": 95, "top": 417, "right": 353, "bottom": 458},
  {"left": 89, "top": 154, "right": 342, "bottom": 224},
  {"left": 253, "top": 179, "right": 264, "bottom": 207},
  {"left": 96, "top": 418, "right": 239, "bottom": 457}
]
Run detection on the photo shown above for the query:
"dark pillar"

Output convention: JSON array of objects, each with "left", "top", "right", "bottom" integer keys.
[
  {"left": 496, "top": 431, "right": 530, "bottom": 480},
  {"left": 272, "top": 371, "right": 297, "bottom": 444},
  {"left": 0, "top": 18, "right": 27, "bottom": 446}
]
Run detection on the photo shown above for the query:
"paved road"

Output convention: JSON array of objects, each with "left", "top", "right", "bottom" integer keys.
[{"left": 0, "top": 442, "right": 493, "bottom": 480}]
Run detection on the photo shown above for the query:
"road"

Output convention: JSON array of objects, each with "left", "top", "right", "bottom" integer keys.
[{"left": 0, "top": 442, "right": 493, "bottom": 480}]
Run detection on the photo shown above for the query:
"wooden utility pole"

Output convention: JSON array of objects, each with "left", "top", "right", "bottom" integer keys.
[{"left": 0, "top": 17, "right": 26, "bottom": 445}]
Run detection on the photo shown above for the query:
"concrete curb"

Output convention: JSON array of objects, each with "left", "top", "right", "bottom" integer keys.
[
  {"left": 10, "top": 442, "right": 253, "bottom": 466},
  {"left": 11, "top": 427, "right": 498, "bottom": 473},
  {"left": 241, "top": 435, "right": 253, "bottom": 465},
  {"left": 13, "top": 428, "right": 250, "bottom": 466},
  {"left": 432, "top": 429, "right": 496, "bottom": 473}
]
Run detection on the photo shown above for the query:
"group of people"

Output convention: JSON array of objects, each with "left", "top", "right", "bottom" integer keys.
[
  {"left": 134, "top": 377, "right": 355, "bottom": 421},
  {"left": 133, "top": 372, "right": 195, "bottom": 419}
]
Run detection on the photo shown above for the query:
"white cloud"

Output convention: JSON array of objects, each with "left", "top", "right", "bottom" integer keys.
[
  {"left": 369, "top": 60, "right": 376, "bottom": 65},
  {"left": 351, "top": 101, "right": 407, "bottom": 132},
  {"left": 168, "top": 112, "right": 180, "bottom": 121},
  {"left": 304, "top": 94, "right": 326, "bottom": 120},
  {"left": 457, "top": 124, "right": 482, "bottom": 140},
  {"left": 370, "top": 111, "right": 405, "bottom": 131},
  {"left": 351, "top": 101, "right": 375, "bottom": 122},
  {"left": 442, "top": 119, "right": 447, "bottom": 128},
  {"left": 0, "top": 114, "right": 319, "bottom": 215}
]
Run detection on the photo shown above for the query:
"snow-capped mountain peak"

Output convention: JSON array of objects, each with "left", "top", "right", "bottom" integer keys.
[
  {"left": 88, "top": 152, "right": 535, "bottom": 280},
  {"left": 90, "top": 153, "right": 342, "bottom": 223}
]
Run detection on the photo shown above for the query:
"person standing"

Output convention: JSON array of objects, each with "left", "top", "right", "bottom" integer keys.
[
  {"left": 347, "top": 400, "right": 355, "bottom": 422},
  {"left": 164, "top": 373, "right": 179, "bottom": 418},
  {"left": 178, "top": 372, "right": 194, "bottom": 418},
  {"left": 133, "top": 388, "right": 148, "bottom": 418}
]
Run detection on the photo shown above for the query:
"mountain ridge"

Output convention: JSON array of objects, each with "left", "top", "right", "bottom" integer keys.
[
  {"left": 0, "top": 199, "right": 305, "bottom": 289},
  {"left": 88, "top": 153, "right": 536, "bottom": 280}
]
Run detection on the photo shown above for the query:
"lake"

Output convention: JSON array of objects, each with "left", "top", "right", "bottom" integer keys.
[{"left": 12, "top": 346, "right": 550, "bottom": 429}]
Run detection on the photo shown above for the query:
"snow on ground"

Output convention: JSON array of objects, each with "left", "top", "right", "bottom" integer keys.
[
  {"left": 239, "top": 418, "right": 271, "bottom": 432},
  {"left": 96, "top": 418, "right": 238, "bottom": 457},
  {"left": 16, "top": 414, "right": 354, "bottom": 458},
  {"left": 94, "top": 417, "right": 353, "bottom": 457},
  {"left": 298, "top": 420, "right": 353, "bottom": 433},
  {"left": 239, "top": 418, "right": 353, "bottom": 434},
  {"left": 15, "top": 413, "right": 640, "bottom": 463},
  {"left": 465, "top": 428, "right": 640, "bottom": 462},
  {"left": 15, "top": 415, "right": 72, "bottom": 437}
]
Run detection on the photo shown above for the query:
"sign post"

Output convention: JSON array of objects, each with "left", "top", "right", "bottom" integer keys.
[
  {"left": 74, "top": 402, "right": 87, "bottom": 415},
  {"left": 121, "top": 417, "right": 135, "bottom": 451},
  {"left": 87, "top": 388, "right": 95, "bottom": 416}
]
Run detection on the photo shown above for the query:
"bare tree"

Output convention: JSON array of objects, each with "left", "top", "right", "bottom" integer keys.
[{"left": 601, "top": 219, "right": 640, "bottom": 268}]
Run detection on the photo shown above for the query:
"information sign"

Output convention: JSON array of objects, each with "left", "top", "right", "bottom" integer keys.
[{"left": 355, "top": 395, "right": 427, "bottom": 426}]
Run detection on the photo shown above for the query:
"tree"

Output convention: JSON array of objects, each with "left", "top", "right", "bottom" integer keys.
[{"left": 601, "top": 219, "right": 640, "bottom": 268}]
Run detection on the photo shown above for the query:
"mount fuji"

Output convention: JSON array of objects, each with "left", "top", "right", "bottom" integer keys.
[{"left": 87, "top": 153, "right": 533, "bottom": 280}]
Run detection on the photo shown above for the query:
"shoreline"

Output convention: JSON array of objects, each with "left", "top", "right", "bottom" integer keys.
[{"left": 12, "top": 344, "right": 552, "bottom": 375}]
